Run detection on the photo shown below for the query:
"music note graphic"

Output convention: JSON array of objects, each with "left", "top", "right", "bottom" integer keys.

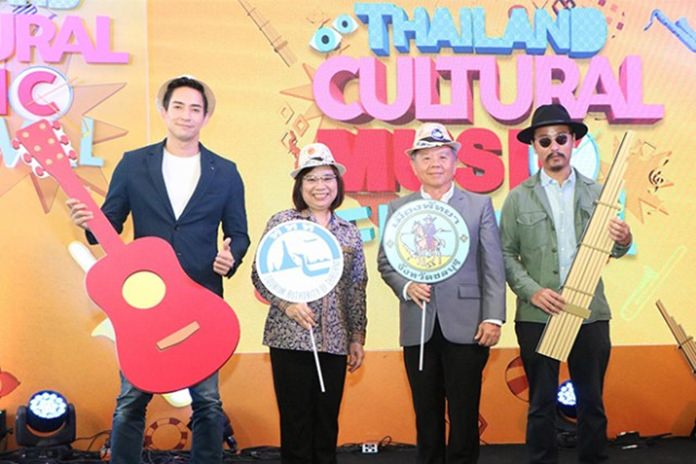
[{"left": 237, "top": 0, "right": 297, "bottom": 66}]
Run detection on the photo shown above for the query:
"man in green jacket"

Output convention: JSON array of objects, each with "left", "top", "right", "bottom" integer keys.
[{"left": 500, "top": 104, "right": 632, "bottom": 464}]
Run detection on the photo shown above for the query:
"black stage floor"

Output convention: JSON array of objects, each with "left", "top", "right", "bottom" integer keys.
[{"left": 1, "top": 437, "right": 695, "bottom": 464}]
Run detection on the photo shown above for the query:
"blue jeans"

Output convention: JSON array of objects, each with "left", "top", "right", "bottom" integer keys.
[{"left": 110, "top": 371, "right": 224, "bottom": 464}]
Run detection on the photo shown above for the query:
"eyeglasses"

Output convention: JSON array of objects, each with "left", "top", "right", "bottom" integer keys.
[
  {"left": 535, "top": 133, "right": 571, "bottom": 148},
  {"left": 303, "top": 174, "right": 337, "bottom": 185}
]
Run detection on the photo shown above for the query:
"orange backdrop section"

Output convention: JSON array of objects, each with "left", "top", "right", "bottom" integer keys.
[{"left": 214, "top": 346, "right": 696, "bottom": 446}]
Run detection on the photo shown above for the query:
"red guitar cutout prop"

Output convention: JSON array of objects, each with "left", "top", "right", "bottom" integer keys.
[{"left": 14, "top": 119, "right": 240, "bottom": 393}]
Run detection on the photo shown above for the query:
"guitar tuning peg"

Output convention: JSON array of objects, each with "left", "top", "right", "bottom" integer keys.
[
  {"left": 67, "top": 149, "right": 78, "bottom": 161},
  {"left": 33, "top": 165, "right": 48, "bottom": 179},
  {"left": 51, "top": 120, "right": 61, "bottom": 130},
  {"left": 59, "top": 135, "right": 69, "bottom": 144},
  {"left": 21, "top": 151, "right": 33, "bottom": 165},
  {"left": 11, "top": 139, "right": 20, "bottom": 150},
  {"left": 15, "top": 146, "right": 32, "bottom": 165}
]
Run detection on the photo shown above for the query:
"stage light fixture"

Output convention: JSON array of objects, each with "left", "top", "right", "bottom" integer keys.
[
  {"left": 15, "top": 390, "right": 76, "bottom": 447},
  {"left": 556, "top": 379, "right": 578, "bottom": 448},
  {"left": 557, "top": 380, "right": 578, "bottom": 419}
]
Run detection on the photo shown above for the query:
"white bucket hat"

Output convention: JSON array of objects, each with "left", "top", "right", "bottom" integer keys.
[
  {"left": 290, "top": 143, "right": 347, "bottom": 179},
  {"left": 155, "top": 75, "right": 216, "bottom": 116},
  {"left": 405, "top": 122, "right": 461, "bottom": 156}
]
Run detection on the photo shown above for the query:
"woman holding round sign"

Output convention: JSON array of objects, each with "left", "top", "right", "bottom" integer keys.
[{"left": 251, "top": 142, "right": 367, "bottom": 464}]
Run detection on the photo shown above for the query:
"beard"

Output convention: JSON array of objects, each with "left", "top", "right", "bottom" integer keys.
[{"left": 545, "top": 152, "right": 568, "bottom": 172}]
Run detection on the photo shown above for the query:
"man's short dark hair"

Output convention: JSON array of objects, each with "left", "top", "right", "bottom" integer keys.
[
  {"left": 162, "top": 77, "right": 208, "bottom": 114},
  {"left": 292, "top": 165, "right": 345, "bottom": 212}
]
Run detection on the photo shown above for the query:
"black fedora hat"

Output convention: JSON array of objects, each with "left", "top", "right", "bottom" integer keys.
[{"left": 517, "top": 104, "right": 588, "bottom": 144}]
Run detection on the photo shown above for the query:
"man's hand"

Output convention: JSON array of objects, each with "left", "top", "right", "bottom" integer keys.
[
  {"left": 530, "top": 288, "right": 566, "bottom": 315},
  {"left": 474, "top": 322, "right": 501, "bottom": 347},
  {"left": 66, "top": 198, "right": 93, "bottom": 230},
  {"left": 347, "top": 342, "right": 364, "bottom": 372},
  {"left": 284, "top": 302, "right": 316, "bottom": 330},
  {"left": 213, "top": 237, "right": 235, "bottom": 276},
  {"left": 608, "top": 217, "right": 632, "bottom": 246},
  {"left": 406, "top": 283, "right": 431, "bottom": 308}
]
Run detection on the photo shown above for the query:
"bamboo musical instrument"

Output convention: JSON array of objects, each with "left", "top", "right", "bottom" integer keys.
[
  {"left": 656, "top": 300, "right": 696, "bottom": 373},
  {"left": 536, "top": 131, "right": 633, "bottom": 362},
  {"left": 237, "top": 0, "right": 297, "bottom": 67}
]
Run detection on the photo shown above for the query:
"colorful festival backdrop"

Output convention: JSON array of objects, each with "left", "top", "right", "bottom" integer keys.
[{"left": 1, "top": 0, "right": 695, "bottom": 450}]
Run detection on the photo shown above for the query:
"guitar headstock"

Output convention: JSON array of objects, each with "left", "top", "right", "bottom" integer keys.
[{"left": 12, "top": 119, "right": 77, "bottom": 179}]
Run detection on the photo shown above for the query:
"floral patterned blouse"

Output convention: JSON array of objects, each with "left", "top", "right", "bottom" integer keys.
[{"left": 251, "top": 209, "right": 368, "bottom": 355}]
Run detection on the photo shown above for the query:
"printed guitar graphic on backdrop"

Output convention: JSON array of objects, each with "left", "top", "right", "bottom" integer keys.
[{"left": 13, "top": 119, "right": 240, "bottom": 393}]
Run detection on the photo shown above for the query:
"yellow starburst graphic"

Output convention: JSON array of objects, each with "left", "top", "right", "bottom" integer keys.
[
  {"left": 598, "top": 136, "right": 672, "bottom": 223},
  {"left": 621, "top": 137, "right": 672, "bottom": 223}
]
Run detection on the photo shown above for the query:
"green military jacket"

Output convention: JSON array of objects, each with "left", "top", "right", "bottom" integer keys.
[{"left": 500, "top": 169, "right": 630, "bottom": 323}]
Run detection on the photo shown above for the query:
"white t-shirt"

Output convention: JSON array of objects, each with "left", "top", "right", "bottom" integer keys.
[{"left": 162, "top": 148, "right": 201, "bottom": 219}]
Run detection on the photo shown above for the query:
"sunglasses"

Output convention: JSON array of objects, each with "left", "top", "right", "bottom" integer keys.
[{"left": 536, "top": 133, "right": 571, "bottom": 148}]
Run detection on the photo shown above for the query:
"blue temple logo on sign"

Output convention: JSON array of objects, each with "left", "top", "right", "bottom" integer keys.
[
  {"left": 256, "top": 220, "right": 343, "bottom": 303},
  {"left": 383, "top": 200, "right": 469, "bottom": 283}
]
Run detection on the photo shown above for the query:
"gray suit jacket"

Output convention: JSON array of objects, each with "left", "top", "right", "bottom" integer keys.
[{"left": 378, "top": 188, "right": 506, "bottom": 346}]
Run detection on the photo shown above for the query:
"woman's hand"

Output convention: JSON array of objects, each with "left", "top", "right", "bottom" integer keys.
[
  {"left": 347, "top": 342, "right": 364, "bottom": 372},
  {"left": 285, "top": 302, "right": 316, "bottom": 329}
]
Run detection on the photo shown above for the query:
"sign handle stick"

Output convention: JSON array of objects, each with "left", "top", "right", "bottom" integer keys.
[
  {"left": 419, "top": 301, "right": 427, "bottom": 371},
  {"left": 309, "top": 327, "right": 326, "bottom": 392}
]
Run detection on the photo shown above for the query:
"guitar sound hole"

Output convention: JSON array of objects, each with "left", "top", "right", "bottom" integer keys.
[{"left": 122, "top": 271, "right": 166, "bottom": 309}]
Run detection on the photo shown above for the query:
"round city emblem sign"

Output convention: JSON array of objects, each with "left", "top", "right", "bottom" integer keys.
[{"left": 382, "top": 200, "right": 470, "bottom": 283}]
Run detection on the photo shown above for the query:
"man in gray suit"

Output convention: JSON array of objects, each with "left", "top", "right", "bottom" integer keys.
[{"left": 378, "top": 122, "right": 506, "bottom": 464}]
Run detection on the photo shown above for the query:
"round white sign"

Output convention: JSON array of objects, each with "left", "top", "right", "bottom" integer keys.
[
  {"left": 382, "top": 200, "right": 469, "bottom": 283},
  {"left": 255, "top": 220, "right": 344, "bottom": 303}
]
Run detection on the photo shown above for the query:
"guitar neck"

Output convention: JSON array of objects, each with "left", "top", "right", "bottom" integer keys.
[
  {"left": 15, "top": 119, "right": 124, "bottom": 254},
  {"left": 54, "top": 162, "right": 124, "bottom": 254}
]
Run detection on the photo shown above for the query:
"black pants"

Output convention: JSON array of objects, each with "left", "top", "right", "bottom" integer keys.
[
  {"left": 403, "top": 319, "right": 490, "bottom": 464},
  {"left": 270, "top": 348, "right": 347, "bottom": 464},
  {"left": 516, "top": 321, "right": 611, "bottom": 464}
]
